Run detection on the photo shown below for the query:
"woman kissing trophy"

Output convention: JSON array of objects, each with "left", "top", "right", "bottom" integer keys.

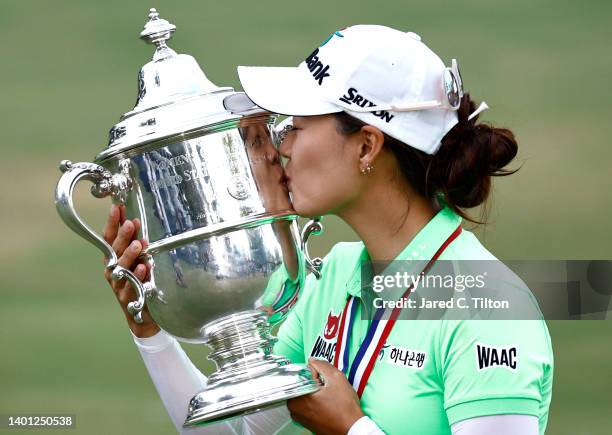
[{"left": 54, "top": 8, "right": 323, "bottom": 427}]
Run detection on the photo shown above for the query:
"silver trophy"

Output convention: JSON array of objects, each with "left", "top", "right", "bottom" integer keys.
[{"left": 55, "top": 8, "right": 323, "bottom": 427}]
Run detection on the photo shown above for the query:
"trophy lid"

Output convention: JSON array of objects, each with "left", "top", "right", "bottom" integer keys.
[
  {"left": 97, "top": 8, "right": 260, "bottom": 162},
  {"left": 129, "top": 8, "right": 221, "bottom": 116}
]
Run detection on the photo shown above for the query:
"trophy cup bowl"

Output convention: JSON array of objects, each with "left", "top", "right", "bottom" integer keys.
[{"left": 54, "top": 8, "right": 323, "bottom": 426}]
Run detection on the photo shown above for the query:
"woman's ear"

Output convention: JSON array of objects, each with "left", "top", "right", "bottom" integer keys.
[{"left": 358, "top": 125, "right": 385, "bottom": 165}]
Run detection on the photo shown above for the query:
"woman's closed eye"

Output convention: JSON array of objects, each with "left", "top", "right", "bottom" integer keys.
[{"left": 278, "top": 125, "right": 298, "bottom": 143}]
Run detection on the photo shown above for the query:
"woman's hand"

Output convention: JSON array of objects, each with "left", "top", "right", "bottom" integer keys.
[
  {"left": 102, "top": 204, "right": 160, "bottom": 338},
  {"left": 287, "top": 358, "right": 365, "bottom": 435}
]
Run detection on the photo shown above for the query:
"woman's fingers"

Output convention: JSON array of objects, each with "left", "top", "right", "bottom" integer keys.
[
  {"left": 103, "top": 205, "right": 121, "bottom": 245},
  {"left": 112, "top": 220, "right": 135, "bottom": 256},
  {"left": 139, "top": 239, "right": 152, "bottom": 278},
  {"left": 119, "top": 204, "right": 127, "bottom": 225},
  {"left": 116, "top": 263, "right": 146, "bottom": 306},
  {"left": 101, "top": 206, "right": 160, "bottom": 334},
  {"left": 132, "top": 218, "right": 141, "bottom": 236},
  {"left": 113, "top": 218, "right": 141, "bottom": 257},
  {"left": 104, "top": 215, "right": 148, "bottom": 286},
  {"left": 119, "top": 264, "right": 156, "bottom": 322},
  {"left": 111, "top": 240, "right": 142, "bottom": 293},
  {"left": 118, "top": 239, "right": 142, "bottom": 270},
  {"left": 307, "top": 358, "right": 322, "bottom": 383},
  {"left": 133, "top": 263, "right": 147, "bottom": 281}
]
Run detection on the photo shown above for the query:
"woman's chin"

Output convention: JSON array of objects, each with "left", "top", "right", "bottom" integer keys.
[
  {"left": 290, "top": 191, "right": 331, "bottom": 218},
  {"left": 291, "top": 199, "right": 313, "bottom": 218},
  {"left": 292, "top": 203, "right": 325, "bottom": 219}
]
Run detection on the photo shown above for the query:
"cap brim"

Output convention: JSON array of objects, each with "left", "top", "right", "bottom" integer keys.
[{"left": 237, "top": 66, "right": 341, "bottom": 116}]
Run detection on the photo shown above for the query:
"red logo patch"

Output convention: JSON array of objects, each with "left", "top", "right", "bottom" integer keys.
[{"left": 323, "top": 312, "right": 340, "bottom": 339}]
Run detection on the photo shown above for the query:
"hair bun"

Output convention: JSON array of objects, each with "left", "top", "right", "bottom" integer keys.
[{"left": 432, "top": 93, "right": 519, "bottom": 213}]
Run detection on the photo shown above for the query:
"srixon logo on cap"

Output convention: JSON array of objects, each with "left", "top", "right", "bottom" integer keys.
[
  {"left": 339, "top": 88, "right": 395, "bottom": 123},
  {"left": 475, "top": 343, "right": 518, "bottom": 371},
  {"left": 305, "top": 48, "right": 331, "bottom": 85}
]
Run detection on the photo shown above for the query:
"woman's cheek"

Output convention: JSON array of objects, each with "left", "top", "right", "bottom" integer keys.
[
  {"left": 291, "top": 179, "right": 331, "bottom": 217},
  {"left": 297, "top": 183, "right": 348, "bottom": 218}
]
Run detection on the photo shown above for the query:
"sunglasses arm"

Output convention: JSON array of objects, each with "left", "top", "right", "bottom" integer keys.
[{"left": 340, "top": 100, "right": 447, "bottom": 113}]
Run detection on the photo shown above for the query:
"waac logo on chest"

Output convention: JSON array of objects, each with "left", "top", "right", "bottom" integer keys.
[
  {"left": 310, "top": 310, "right": 341, "bottom": 362},
  {"left": 475, "top": 343, "right": 518, "bottom": 371}
]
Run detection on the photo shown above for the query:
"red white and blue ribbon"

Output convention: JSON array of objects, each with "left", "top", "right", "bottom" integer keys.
[
  {"left": 332, "top": 296, "right": 357, "bottom": 373},
  {"left": 332, "top": 225, "right": 462, "bottom": 397}
]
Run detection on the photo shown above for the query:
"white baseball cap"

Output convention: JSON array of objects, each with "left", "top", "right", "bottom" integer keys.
[{"left": 238, "top": 25, "right": 486, "bottom": 155}]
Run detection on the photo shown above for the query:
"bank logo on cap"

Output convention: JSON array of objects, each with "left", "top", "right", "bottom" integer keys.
[
  {"left": 305, "top": 48, "right": 332, "bottom": 85},
  {"left": 303, "top": 28, "right": 346, "bottom": 86}
]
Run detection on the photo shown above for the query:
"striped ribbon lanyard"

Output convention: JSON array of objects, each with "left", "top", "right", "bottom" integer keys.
[{"left": 332, "top": 225, "right": 462, "bottom": 397}]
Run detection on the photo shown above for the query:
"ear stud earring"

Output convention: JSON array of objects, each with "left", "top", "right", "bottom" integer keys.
[{"left": 360, "top": 164, "right": 374, "bottom": 175}]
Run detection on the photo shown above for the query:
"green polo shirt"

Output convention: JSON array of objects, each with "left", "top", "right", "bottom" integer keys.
[{"left": 273, "top": 206, "right": 554, "bottom": 435}]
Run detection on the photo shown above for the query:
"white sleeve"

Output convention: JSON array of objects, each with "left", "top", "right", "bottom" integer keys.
[
  {"left": 348, "top": 416, "right": 386, "bottom": 435},
  {"left": 133, "top": 330, "right": 293, "bottom": 435},
  {"left": 132, "top": 330, "right": 239, "bottom": 435},
  {"left": 451, "top": 414, "right": 539, "bottom": 435}
]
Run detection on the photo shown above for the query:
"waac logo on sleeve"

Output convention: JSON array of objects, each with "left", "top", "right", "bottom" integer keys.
[
  {"left": 475, "top": 343, "right": 518, "bottom": 371},
  {"left": 310, "top": 310, "right": 341, "bottom": 362}
]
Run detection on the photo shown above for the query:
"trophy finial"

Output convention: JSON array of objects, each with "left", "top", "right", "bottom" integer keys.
[
  {"left": 123, "top": 7, "right": 222, "bottom": 118},
  {"left": 139, "top": 7, "right": 176, "bottom": 54}
]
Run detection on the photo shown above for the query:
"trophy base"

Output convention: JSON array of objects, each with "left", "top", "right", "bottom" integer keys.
[
  {"left": 183, "top": 311, "right": 321, "bottom": 427},
  {"left": 184, "top": 363, "right": 320, "bottom": 427}
]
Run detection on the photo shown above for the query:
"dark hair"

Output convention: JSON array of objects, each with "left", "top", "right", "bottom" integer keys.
[{"left": 334, "top": 93, "right": 519, "bottom": 224}]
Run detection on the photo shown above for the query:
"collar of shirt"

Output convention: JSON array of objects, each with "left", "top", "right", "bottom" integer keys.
[{"left": 344, "top": 204, "right": 462, "bottom": 301}]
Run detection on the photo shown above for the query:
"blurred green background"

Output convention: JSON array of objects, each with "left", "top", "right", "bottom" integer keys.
[{"left": 1, "top": 0, "right": 611, "bottom": 434}]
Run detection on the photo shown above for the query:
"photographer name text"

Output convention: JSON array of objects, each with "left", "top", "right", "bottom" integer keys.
[{"left": 373, "top": 296, "right": 509, "bottom": 310}]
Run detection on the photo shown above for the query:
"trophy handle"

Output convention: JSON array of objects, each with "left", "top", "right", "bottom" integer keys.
[
  {"left": 55, "top": 160, "right": 148, "bottom": 324},
  {"left": 300, "top": 218, "right": 324, "bottom": 279}
]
